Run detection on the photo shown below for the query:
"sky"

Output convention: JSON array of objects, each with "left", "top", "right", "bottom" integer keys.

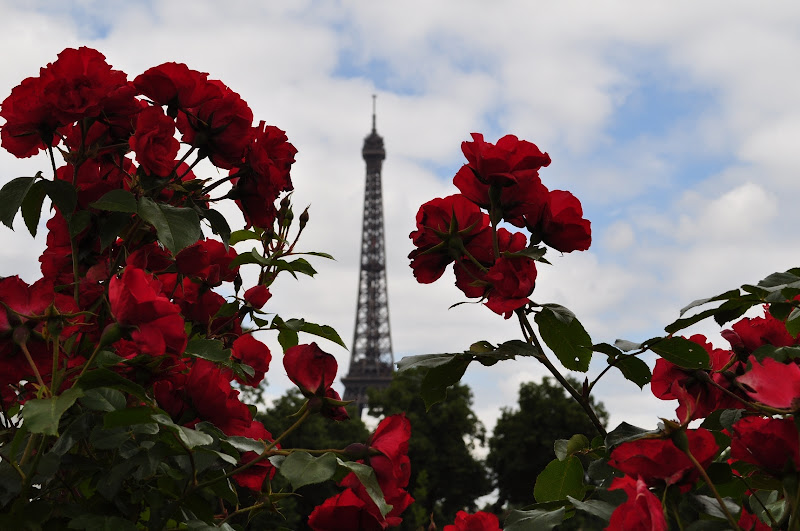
[{"left": 2, "top": 1, "right": 800, "bottom": 439}]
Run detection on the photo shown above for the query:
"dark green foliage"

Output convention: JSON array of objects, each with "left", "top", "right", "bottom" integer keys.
[
  {"left": 367, "top": 369, "right": 492, "bottom": 530},
  {"left": 487, "top": 377, "right": 608, "bottom": 509}
]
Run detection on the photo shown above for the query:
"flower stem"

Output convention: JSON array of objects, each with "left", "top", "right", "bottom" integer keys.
[
  {"left": 516, "top": 309, "right": 607, "bottom": 437},
  {"left": 683, "top": 446, "right": 742, "bottom": 531}
]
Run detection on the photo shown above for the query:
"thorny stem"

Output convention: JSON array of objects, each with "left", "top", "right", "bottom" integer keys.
[
  {"left": 20, "top": 342, "right": 49, "bottom": 397},
  {"left": 516, "top": 309, "right": 607, "bottom": 437},
  {"left": 683, "top": 446, "right": 742, "bottom": 531},
  {"left": 737, "top": 474, "right": 779, "bottom": 527}
]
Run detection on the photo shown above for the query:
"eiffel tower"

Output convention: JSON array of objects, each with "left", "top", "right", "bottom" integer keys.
[{"left": 341, "top": 96, "right": 394, "bottom": 415}]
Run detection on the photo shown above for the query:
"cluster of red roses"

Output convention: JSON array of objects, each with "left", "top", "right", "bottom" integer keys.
[
  {"left": 409, "top": 133, "right": 591, "bottom": 317},
  {"left": 600, "top": 305, "right": 800, "bottom": 529},
  {"left": 309, "top": 414, "right": 414, "bottom": 530},
  {"left": 0, "top": 47, "right": 413, "bottom": 528}
]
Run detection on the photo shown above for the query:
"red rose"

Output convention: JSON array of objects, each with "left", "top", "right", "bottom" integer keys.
[
  {"left": 730, "top": 416, "right": 800, "bottom": 475},
  {"left": 244, "top": 285, "right": 271, "bottom": 308},
  {"left": 176, "top": 80, "right": 253, "bottom": 169},
  {"left": 336, "top": 414, "right": 414, "bottom": 528},
  {"left": 453, "top": 154, "right": 550, "bottom": 226},
  {"left": 0, "top": 75, "right": 60, "bottom": 158},
  {"left": 651, "top": 334, "right": 742, "bottom": 421},
  {"left": 460, "top": 133, "right": 551, "bottom": 187},
  {"left": 737, "top": 356, "right": 800, "bottom": 409},
  {"left": 39, "top": 47, "right": 128, "bottom": 124},
  {"left": 184, "top": 360, "right": 253, "bottom": 435},
  {"left": 231, "top": 419, "right": 278, "bottom": 491},
  {"left": 408, "top": 194, "right": 491, "bottom": 284},
  {"left": 454, "top": 228, "right": 527, "bottom": 299},
  {"left": 283, "top": 342, "right": 338, "bottom": 397},
  {"left": 606, "top": 475, "right": 667, "bottom": 531},
  {"left": 483, "top": 255, "right": 537, "bottom": 317},
  {"left": 443, "top": 511, "right": 502, "bottom": 531},
  {"left": 128, "top": 105, "right": 179, "bottom": 177},
  {"left": 725, "top": 311, "right": 798, "bottom": 354},
  {"left": 174, "top": 238, "right": 238, "bottom": 286},
  {"left": 230, "top": 123, "right": 297, "bottom": 228},
  {"left": 531, "top": 190, "right": 591, "bottom": 252},
  {"left": 308, "top": 488, "right": 386, "bottom": 531},
  {"left": 133, "top": 62, "right": 217, "bottom": 110},
  {"left": 108, "top": 267, "right": 187, "bottom": 356},
  {"left": 231, "top": 334, "right": 271, "bottom": 386},
  {"left": 608, "top": 429, "right": 717, "bottom": 488}
]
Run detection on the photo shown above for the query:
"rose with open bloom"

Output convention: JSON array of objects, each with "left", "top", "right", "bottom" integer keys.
[
  {"left": 606, "top": 475, "right": 667, "bottom": 531},
  {"left": 108, "top": 266, "right": 187, "bottom": 356},
  {"left": 607, "top": 429, "right": 717, "bottom": 489},
  {"left": 409, "top": 194, "right": 491, "bottom": 284}
]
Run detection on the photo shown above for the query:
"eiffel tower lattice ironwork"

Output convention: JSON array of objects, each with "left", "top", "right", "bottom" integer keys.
[{"left": 342, "top": 97, "right": 394, "bottom": 415}]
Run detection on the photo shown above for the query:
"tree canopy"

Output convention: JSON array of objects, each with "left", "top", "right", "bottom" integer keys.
[{"left": 487, "top": 376, "right": 608, "bottom": 509}]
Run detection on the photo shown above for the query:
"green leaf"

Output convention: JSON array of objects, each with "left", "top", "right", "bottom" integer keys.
[
  {"left": 89, "top": 189, "right": 138, "bottom": 212},
  {"left": 554, "top": 434, "right": 590, "bottom": 461},
  {"left": 228, "top": 436, "right": 266, "bottom": 454},
  {"left": 396, "top": 353, "right": 459, "bottom": 372},
  {"left": 229, "top": 229, "right": 259, "bottom": 245},
  {"left": 0, "top": 175, "right": 39, "bottom": 229},
  {"left": 203, "top": 208, "right": 231, "bottom": 246},
  {"left": 185, "top": 338, "right": 232, "bottom": 362},
  {"left": 614, "top": 355, "right": 652, "bottom": 388},
  {"left": 68, "top": 210, "right": 91, "bottom": 237},
  {"left": 566, "top": 496, "right": 615, "bottom": 522},
  {"left": 592, "top": 343, "right": 622, "bottom": 357},
  {"left": 787, "top": 308, "right": 800, "bottom": 337},
  {"left": 679, "top": 288, "right": 742, "bottom": 316},
  {"left": 152, "top": 414, "right": 213, "bottom": 449},
  {"left": 20, "top": 180, "right": 46, "bottom": 236},
  {"left": 278, "top": 329, "right": 299, "bottom": 351},
  {"left": 103, "top": 407, "right": 160, "bottom": 429},
  {"left": 605, "top": 422, "right": 660, "bottom": 449},
  {"left": 41, "top": 179, "right": 77, "bottom": 219},
  {"left": 504, "top": 507, "right": 565, "bottom": 531},
  {"left": 21, "top": 387, "right": 84, "bottom": 436},
  {"left": 690, "top": 494, "right": 741, "bottom": 520},
  {"left": 535, "top": 308, "right": 593, "bottom": 372},
  {"left": 759, "top": 271, "right": 800, "bottom": 288},
  {"left": 137, "top": 196, "right": 202, "bottom": 254},
  {"left": 299, "top": 321, "right": 347, "bottom": 349},
  {"left": 76, "top": 368, "right": 148, "bottom": 401},
  {"left": 614, "top": 339, "right": 642, "bottom": 352},
  {"left": 278, "top": 452, "right": 338, "bottom": 490},
  {"left": 336, "top": 459, "right": 392, "bottom": 517},
  {"left": 99, "top": 211, "right": 133, "bottom": 250},
  {"left": 420, "top": 356, "right": 471, "bottom": 410},
  {"left": 534, "top": 456, "right": 586, "bottom": 502},
  {"left": 79, "top": 387, "right": 126, "bottom": 412},
  {"left": 649, "top": 337, "right": 710, "bottom": 369}
]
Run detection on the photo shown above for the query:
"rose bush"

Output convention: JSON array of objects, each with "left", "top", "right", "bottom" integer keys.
[
  {"left": 407, "top": 133, "right": 800, "bottom": 530},
  {"left": 0, "top": 47, "right": 411, "bottom": 530}
]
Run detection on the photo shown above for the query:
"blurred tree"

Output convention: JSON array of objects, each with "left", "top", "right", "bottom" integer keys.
[
  {"left": 487, "top": 376, "right": 608, "bottom": 510},
  {"left": 367, "top": 369, "right": 492, "bottom": 530}
]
